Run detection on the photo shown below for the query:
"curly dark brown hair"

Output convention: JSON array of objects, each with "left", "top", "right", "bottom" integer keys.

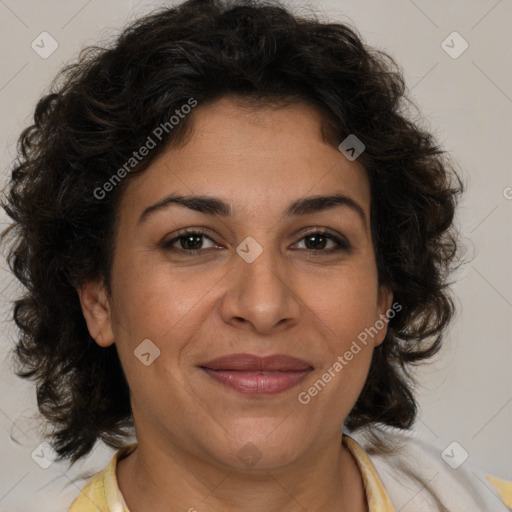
[{"left": 1, "top": 0, "right": 463, "bottom": 464}]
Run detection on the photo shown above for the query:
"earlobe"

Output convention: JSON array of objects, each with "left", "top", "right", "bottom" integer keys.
[
  {"left": 374, "top": 285, "right": 394, "bottom": 347},
  {"left": 77, "top": 280, "right": 115, "bottom": 347}
]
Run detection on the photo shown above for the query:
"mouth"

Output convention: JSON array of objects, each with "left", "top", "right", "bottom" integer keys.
[{"left": 199, "top": 353, "right": 313, "bottom": 395}]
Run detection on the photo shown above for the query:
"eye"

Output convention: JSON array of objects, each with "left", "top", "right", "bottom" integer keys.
[
  {"left": 162, "top": 229, "right": 218, "bottom": 254},
  {"left": 293, "top": 229, "right": 350, "bottom": 253},
  {"left": 161, "top": 228, "right": 351, "bottom": 255}
]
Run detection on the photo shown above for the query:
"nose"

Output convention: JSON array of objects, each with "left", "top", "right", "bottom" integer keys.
[{"left": 219, "top": 243, "right": 302, "bottom": 334}]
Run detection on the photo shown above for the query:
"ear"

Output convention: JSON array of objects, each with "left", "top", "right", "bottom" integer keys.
[
  {"left": 77, "top": 279, "right": 115, "bottom": 347},
  {"left": 374, "top": 285, "right": 394, "bottom": 347}
]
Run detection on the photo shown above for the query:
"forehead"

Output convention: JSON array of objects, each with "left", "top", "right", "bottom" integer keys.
[{"left": 118, "top": 97, "right": 370, "bottom": 226}]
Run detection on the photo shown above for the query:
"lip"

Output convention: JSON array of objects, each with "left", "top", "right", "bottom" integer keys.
[
  {"left": 199, "top": 353, "right": 313, "bottom": 395},
  {"left": 200, "top": 353, "right": 313, "bottom": 372}
]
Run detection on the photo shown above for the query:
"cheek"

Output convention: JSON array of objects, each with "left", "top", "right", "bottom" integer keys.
[
  {"left": 109, "top": 253, "right": 222, "bottom": 347},
  {"left": 300, "top": 280, "right": 378, "bottom": 415},
  {"left": 315, "top": 269, "right": 380, "bottom": 332},
  {"left": 305, "top": 268, "right": 381, "bottom": 387}
]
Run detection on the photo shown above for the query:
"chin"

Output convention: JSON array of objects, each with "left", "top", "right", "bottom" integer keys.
[{"left": 208, "top": 423, "right": 309, "bottom": 471}]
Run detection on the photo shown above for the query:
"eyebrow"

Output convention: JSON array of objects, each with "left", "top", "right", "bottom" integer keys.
[{"left": 138, "top": 192, "right": 367, "bottom": 228}]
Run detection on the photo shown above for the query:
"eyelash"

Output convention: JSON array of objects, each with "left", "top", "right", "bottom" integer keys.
[{"left": 162, "top": 228, "right": 351, "bottom": 256}]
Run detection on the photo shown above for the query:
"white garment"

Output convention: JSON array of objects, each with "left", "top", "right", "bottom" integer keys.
[{"left": 350, "top": 427, "right": 511, "bottom": 512}]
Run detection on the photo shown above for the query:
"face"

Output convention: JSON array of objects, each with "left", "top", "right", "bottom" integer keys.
[{"left": 79, "top": 96, "right": 392, "bottom": 471}]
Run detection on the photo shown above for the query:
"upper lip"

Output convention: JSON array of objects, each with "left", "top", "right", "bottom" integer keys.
[{"left": 200, "top": 353, "right": 313, "bottom": 372}]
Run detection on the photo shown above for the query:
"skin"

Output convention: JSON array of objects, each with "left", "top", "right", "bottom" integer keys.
[{"left": 78, "top": 96, "right": 393, "bottom": 512}]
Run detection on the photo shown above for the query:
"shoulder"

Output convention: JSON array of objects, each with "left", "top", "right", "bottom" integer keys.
[
  {"left": 67, "top": 470, "right": 108, "bottom": 512},
  {"left": 68, "top": 443, "right": 137, "bottom": 512},
  {"left": 349, "top": 427, "right": 512, "bottom": 511}
]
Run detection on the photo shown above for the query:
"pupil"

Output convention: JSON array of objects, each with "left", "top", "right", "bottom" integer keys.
[
  {"left": 183, "top": 235, "right": 201, "bottom": 250},
  {"left": 307, "top": 235, "right": 326, "bottom": 250}
]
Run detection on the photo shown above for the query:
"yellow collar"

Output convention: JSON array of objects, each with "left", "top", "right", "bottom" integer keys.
[{"left": 343, "top": 435, "right": 395, "bottom": 511}]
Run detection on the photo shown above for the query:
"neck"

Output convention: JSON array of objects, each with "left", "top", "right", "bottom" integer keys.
[{"left": 117, "top": 431, "right": 368, "bottom": 512}]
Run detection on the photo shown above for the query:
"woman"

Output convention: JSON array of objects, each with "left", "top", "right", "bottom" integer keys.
[{"left": 2, "top": 0, "right": 510, "bottom": 510}]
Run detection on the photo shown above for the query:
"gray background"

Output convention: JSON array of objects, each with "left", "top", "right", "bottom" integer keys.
[{"left": 1, "top": 0, "right": 511, "bottom": 510}]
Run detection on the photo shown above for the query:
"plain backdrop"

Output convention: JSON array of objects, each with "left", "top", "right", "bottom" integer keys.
[{"left": 0, "top": 1, "right": 511, "bottom": 510}]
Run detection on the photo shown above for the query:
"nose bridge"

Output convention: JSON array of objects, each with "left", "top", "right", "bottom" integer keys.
[
  {"left": 239, "top": 237, "right": 284, "bottom": 294},
  {"left": 221, "top": 233, "right": 301, "bottom": 332}
]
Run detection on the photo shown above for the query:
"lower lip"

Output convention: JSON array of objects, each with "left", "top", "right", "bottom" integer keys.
[{"left": 201, "top": 368, "right": 312, "bottom": 395}]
